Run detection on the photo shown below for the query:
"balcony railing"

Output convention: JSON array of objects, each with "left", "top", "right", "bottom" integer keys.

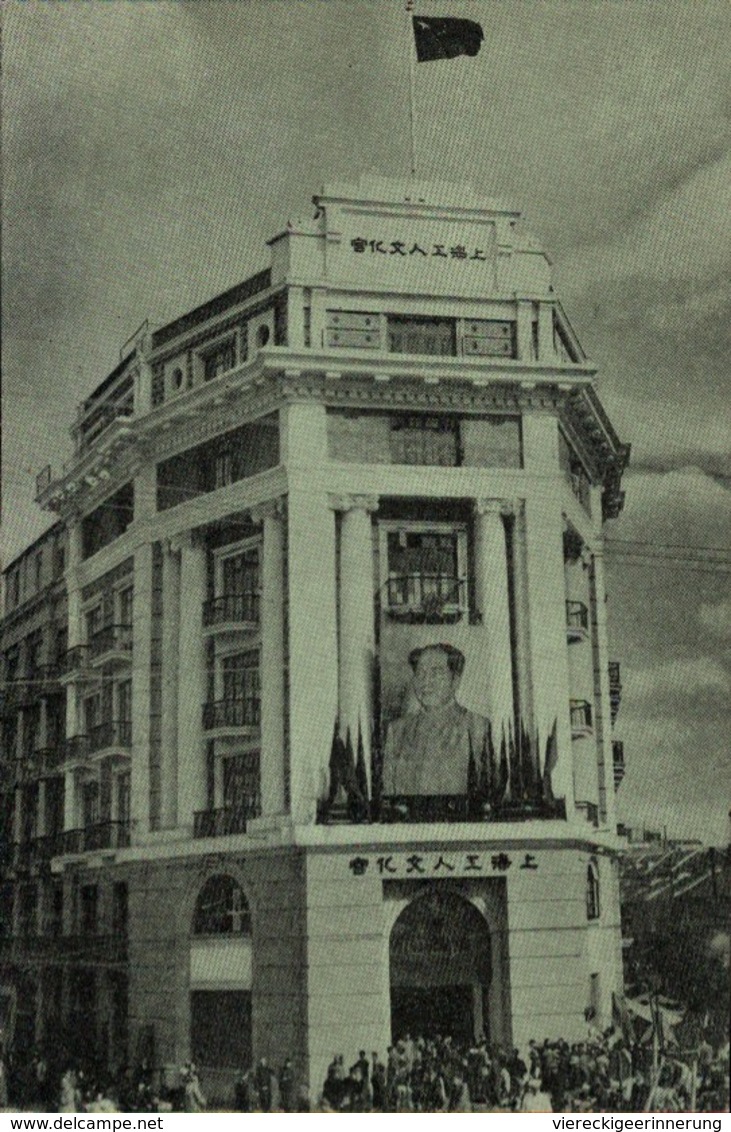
[
  {"left": 193, "top": 801, "right": 260, "bottom": 839},
  {"left": 60, "top": 735, "right": 91, "bottom": 764},
  {"left": 608, "top": 661, "right": 622, "bottom": 723},
  {"left": 566, "top": 600, "right": 589, "bottom": 641},
  {"left": 203, "top": 593, "right": 260, "bottom": 628},
  {"left": 202, "top": 697, "right": 260, "bottom": 730},
  {"left": 88, "top": 720, "right": 132, "bottom": 754},
  {"left": 59, "top": 645, "right": 90, "bottom": 678},
  {"left": 60, "top": 821, "right": 131, "bottom": 854},
  {"left": 88, "top": 624, "right": 133, "bottom": 662},
  {"left": 570, "top": 699, "right": 593, "bottom": 736},
  {"left": 384, "top": 575, "right": 467, "bottom": 624}
]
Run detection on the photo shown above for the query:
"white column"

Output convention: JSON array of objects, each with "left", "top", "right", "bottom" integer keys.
[
  {"left": 286, "top": 285, "right": 305, "bottom": 350},
  {"left": 333, "top": 495, "right": 378, "bottom": 787},
  {"left": 287, "top": 485, "right": 338, "bottom": 823},
  {"left": 250, "top": 499, "right": 286, "bottom": 816},
  {"left": 160, "top": 543, "right": 180, "bottom": 828},
  {"left": 475, "top": 499, "right": 515, "bottom": 735},
  {"left": 131, "top": 543, "right": 153, "bottom": 840},
  {"left": 588, "top": 546, "right": 617, "bottom": 830},
  {"left": 537, "top": 301, "right": 557, "bottom": 363},
  {"left": 176, "top": 534, "right": 207, "bottom": 831},
  {"left": 524, "top": 490, "right": 575, "bottom": 811}
]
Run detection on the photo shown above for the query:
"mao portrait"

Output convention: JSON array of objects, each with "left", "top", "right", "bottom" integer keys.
[{"left": 382, "top": 643, "right": 487, "bottom": 796}]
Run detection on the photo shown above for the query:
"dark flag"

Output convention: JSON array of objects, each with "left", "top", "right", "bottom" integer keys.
[
  {"left": 412, "top": 16, "right": 483, "bottom": 62},
  {"left": 355, "top": 721, "right": 370, "bottom": 808},
  {"left": 542, "top": 718, "right": 558, "bottom": 802}
]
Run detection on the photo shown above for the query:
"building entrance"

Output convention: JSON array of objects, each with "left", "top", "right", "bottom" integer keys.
[{"left": 389, "top": 888, "right": 491, "bottom": 1045}]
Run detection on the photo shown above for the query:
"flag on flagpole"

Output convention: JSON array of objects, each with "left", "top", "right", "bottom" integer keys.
[{"left": 412, "top": 15, "right": 484, "bottom": 62}]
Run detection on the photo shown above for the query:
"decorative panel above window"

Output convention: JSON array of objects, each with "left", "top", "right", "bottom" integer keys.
[
  {"left": 326, "top": 311, "right": 381, "bottom": 349},
  {"left": 461, "top": 319, "right": 516, "bottom": 358}
]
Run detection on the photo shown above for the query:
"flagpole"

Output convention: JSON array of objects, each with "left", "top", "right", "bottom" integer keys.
[{"left": 406, "top": 0, "right": 417, "bottom": 176}]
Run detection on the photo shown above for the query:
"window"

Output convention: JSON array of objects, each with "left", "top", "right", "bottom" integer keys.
[
  {"left": 383, "top": 525, "right": 467, "bottom": 623},
  {"left": 118, "top": 585, "right": 134, "bottom": 627},
  {"left": 172, "top": 367, "right": 184, "bottom": 390},
  {"left": 586, "top": 860, "right": 600, "bottom": 920},
  {"left": 5, "top": 646, "right": 20, "bottom": 684},
  {"left": 222, "top": 652, "right": 260, "bottom": 725},
  {"left": 223, "top": 752, "right": 261, "bottom": 824},
  {"left": 388, "top": 315, "right": 456, "bottom": 356},
  {"left": 85, "top": 606, "right": 103, "bottom": 643},
  {"left": 26, "top": 632, "right": 43, "bottom": 679},
  {"left": 193, "top": 875, "right": 251, "bottom": 936},
  {"left": 18, "top": 883, "right": 37, "bottom": 937},
  {"left": 219, "top": 547, "right": 260, "bottom": 622},
  {"left": 80, "top": 884, "right": 98, "bottom": 935},
  {"left": 390, "top": 415, "right": 459, "bottom": 466},
  {"left": 214, "top": 449, "right": 233, "bottom": 490},
  {"left": 8, "top": 570, "right": 20, "bottom": 608},
  {"left": 203, "top": 338, "right": 236, "bottom": 381},
  {"left": 117, "top": 772, "right": 131, "bottom": 827},
  {"left": 53, "top": 544, "right": 65, "bottom": 580},
  {"left": 81, "top": 781, "right": 100, "bottom": 829},
  {"left": 151, "top": 364, "right": 165, "bottom": 407},
  {"left": 117, "top": 681, "right": 132, "bottom": 725},
  {"left": 112, "top": 882, "right": 128, "bottom": 937},
  {"left": 35, "top": 553, "right": 43, "bottom": 591}
]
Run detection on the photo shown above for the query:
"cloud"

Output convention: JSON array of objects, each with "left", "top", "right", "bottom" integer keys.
[
  {"left": 699, "top": 599, "right": 731, "bottom": 640},
  {"left": 625, "top": 657, "right": 730, "bottom": 703},
  {"left": 609, "top": 467, "right": 731, "bottom": 553}
]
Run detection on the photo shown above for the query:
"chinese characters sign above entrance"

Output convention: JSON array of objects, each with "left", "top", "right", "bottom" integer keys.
[
  {"left": 327, "top": 215, "right": 498, "bottom": 295},
  {"left": 347, "top": 850, "right": 539, "bottom": 878},
  {"left": 350, "top": 238, "right": 489, "bottom": 263}
]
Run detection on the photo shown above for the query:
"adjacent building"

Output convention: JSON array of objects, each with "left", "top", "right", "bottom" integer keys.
[{"left": 1, "top": 176, "right": 630, "bottom": 1099}]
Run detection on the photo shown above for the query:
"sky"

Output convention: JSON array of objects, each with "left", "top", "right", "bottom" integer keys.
[{"left": 3, "top": 0, "right": 730, "bottom": 844}]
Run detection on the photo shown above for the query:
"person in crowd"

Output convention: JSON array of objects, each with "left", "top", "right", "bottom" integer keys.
[
  {"left": 253, "top": 1057, "right": 275, "bottom": 1112},
  {"left": 520, "top": 1076, "right": 553, "bottom": 1112},
  {"left": 181, "top": 1062, "right": 206, "bottom": 1113},
  {"left": 278, "top": 1057, "right": 294, "bottom": 1112}
]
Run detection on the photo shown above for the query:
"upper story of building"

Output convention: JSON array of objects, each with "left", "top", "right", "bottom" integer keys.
[{"left": 35, "top": 175, "right": 628, "bottom": 554}]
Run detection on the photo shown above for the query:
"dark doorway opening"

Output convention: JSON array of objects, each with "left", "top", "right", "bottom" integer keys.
[
  {"left": 389, "top": 887, "right": 492, "bottom": 1045},
  {"left": 391, "top": 984, "right": 474, "bottom": 1045}
]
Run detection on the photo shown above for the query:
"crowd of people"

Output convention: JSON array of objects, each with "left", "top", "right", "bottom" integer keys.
[
  {"left": 1, "top": 1029, "right": 728, "bottom": 1113},
  {"left": 314, "top": 1032, "right": 729, "bottom": 1114}
]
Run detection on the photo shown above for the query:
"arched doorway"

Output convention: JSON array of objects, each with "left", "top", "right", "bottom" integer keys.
[{"left": 389, "top": 887, "right": 491, "bottom": 1045}]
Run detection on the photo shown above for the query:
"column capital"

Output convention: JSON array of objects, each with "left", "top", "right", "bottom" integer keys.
[
  {"left": 249, "top": 496, "right": 285, "bottom": 525},
  {"left": 328, "top": 493, "right": 379, "bottom": 515},
  {"left": 168, "top": 529, "right": 204, "bottom": 554},
  {"left": 475, "top": 497, "right": 516, "bottom": 518}
]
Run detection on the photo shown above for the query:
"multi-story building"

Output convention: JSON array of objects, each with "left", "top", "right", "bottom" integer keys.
[{"left": 2, "top": 175, "right": 629, "bottom": 1100}]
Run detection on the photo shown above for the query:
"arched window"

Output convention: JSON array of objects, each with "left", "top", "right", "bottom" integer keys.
[
  {"left": 586, "top": 860, "right": 600, "bottom": 921},
  {"left": 192, "top": 875, "right": 251, "bottom": 936}
]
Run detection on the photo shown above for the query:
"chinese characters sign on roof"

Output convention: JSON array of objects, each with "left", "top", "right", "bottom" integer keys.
[{"left": 351, "top": 238, "right": 488, "bottom": 262}]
